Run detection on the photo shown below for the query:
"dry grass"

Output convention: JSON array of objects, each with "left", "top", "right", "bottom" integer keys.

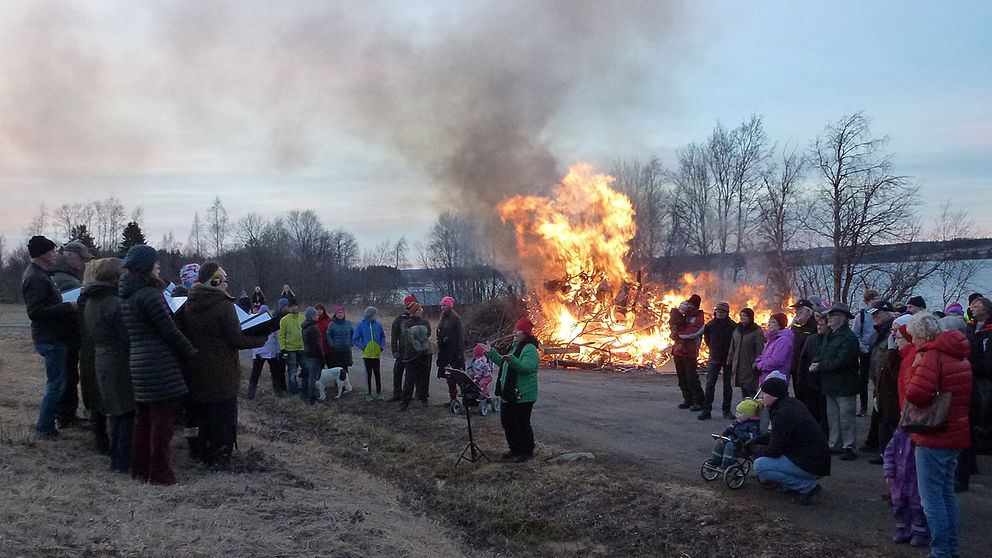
[{"left": 1, "top": 325, "right": 886, "bottom": 558}]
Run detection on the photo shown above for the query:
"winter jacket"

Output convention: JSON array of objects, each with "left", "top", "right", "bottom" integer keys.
[
  {"left": 815, "top": 323, "right": 860, "bottom": 396},
  {"left": 278, "top": 312, "right": 305, "bottom": 351},
  {"left": 851, "top": 307, "right": 875, "bottom": 353},
  {"left": 253, "top": 331, "right": 281, "bottom": 360},
  {"left": 875, "top": 348, "right": 902, "bottom": 421},
  {"left": 400, "top": 315, "right": 432, "bottom": 361},
  {"left": 897, "top": 343, "right": 918, "bottom": 410},
  {"left": 316, "top": 313, "right": 332, "bottom": 355},
  {"left": 119, "top": 272, "right": 196, "bottom": 403},
  {"left": 671, "top": 308, "right": 704, "bottom": 358},
  {"left": 76, "top": 283, "right": 100, "bottom": 412},
  {"left": 352, "top": 318, "right": 386, "bottom": 359},
  {"left": 390, "top": 312, "right": 413, "bottom": 357},
  {"left": 789, "top": 318, "right": 818, "bottom": 380},
  {"left": 702, "top": 316, "right": 737, "bottom": 363},
  {"left": 50, "top": 261, "right": 83, "bottom": 292},
  {"left": 728, "top": 324, "right": 765, "bottom": 390},
  {"left": 251, "top": 290, "right": 266, "bottom": 308},
  {"left": 968, "top": 323, "right": 992, "bottom": 380},
  {"left": 177, "top": 283, "right": 267, "bottom": 403},
  {"left": 882, "top": 429, "right": 922, "bottom": 507},
  {"left": 82, "top": 281, "right": 133, "bottom": 416},
  {"left": 326, "top": 317, "right": 354, "bottom": 353},
  {"left": 756, "top": 328, "right": 795, "bottom": 384},
  {"left": 796, "top": 332, "right": 825, "bottom": 391},
  {"left": 302, "top": 318, "right": 323, "bottom": 360},
  {"left": 488, "top": 336, "right": 539, "bottom": 404},
  {"left": 721, "top": 418, "right": 761, "bottom": 444},
  {"left": 868, "top": 318, "right": 894, "bottom": 385},
  {"left": 904, "top": 329, "right": 973, "bottom": 449},
  {"left": 21, "top": 262, "right": 76, "bottom": 343},
  {"left": 50, "top": 263, "right": 84, "bottom": 343},
  {"left": 764, "top": 395, "right": 831, "bottom": 477},
  {"left": 436, "top": 313, "right": 466, "bottom": 370}
]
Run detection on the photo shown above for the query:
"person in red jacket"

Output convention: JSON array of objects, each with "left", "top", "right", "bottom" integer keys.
[
  {"left": 671, "top": 294, "right": 705, "bottom": 411},
  {"left": 314, "top": 304, "right": 333, "bottom": 366},
  {"left": 904, "top": 313, "right": 972, "bottom": 558}
]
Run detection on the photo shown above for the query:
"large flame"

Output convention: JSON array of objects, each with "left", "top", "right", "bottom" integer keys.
[{"left": 497, "top": 162, "right": 791, "bottom": 369}]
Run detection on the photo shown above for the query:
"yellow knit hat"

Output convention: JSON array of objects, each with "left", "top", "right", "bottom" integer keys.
[{"left": 736, "top": 399, "right": 761, "bottom": 418}]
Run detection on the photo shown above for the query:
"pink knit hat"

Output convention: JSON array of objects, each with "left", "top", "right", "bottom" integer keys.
[
  {"left": 440, "top": 296, "right": 455, "bottom": 308},
  {"left": 473, "top": 345, "right": 486, "bottom": 359}
]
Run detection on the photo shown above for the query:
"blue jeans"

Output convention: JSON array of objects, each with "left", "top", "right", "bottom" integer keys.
[
  {"left": 34, "top": 341, "right": 68, "bottom": 437},
  {"left": 284, "top": 351, "right": 303, "bottom": 394},
  {"left": 915, "top": 446, "right": 961, "bottom": 558},
  {"left": 754, "top": 455, "right": 820, "bottom": 494}
]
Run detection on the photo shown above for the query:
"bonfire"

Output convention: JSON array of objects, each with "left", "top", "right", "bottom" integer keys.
[{"left": 497, "top": 163, "right": 788, "bottom": 371}]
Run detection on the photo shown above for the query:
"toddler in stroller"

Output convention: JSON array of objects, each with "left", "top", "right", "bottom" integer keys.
[
  {"left": 700, "top": 398, "right": 762, "bottom": 489},
  {"left": 449, "top": 346, "right": 500, "bottom": 416}
]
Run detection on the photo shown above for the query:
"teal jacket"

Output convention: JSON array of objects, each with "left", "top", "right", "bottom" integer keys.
[
  {"left": 487, "top": 340, "right": 539, "bottom": 404},
  {"left": 815, "top": 323, "right": 860, "bottom": 396}
]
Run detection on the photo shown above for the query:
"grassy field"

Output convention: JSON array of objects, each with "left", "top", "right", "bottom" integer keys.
[{"left": 0, "top": 304, "right": 883, "bottom": 557}]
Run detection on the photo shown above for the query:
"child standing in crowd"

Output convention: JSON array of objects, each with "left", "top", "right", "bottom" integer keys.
[
  {"left": 247, "top": 305, "right": 286, "bottom": 399},
  {"left": 706, "top": 399, "right": 762, "bottom": 468},
  {"left": 325, "top": 306, "right": 355, "bottom": 387},
  {"left": 300, "top": 307, "right": 324, "bottom": 403},
  {"left": 353, "top": 307, "right": 387, "bottom": 401}
]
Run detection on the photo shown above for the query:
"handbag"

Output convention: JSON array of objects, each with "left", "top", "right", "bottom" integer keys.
[{"left": 899, "top": 352, "right": 952, "bottom": 434}]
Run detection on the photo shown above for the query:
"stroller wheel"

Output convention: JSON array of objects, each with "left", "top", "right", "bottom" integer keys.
[
  {"left": 700, "top": 461, "right": 720, "bottom": 481},
  {"left": 480, "top": 401, "right": 489, "bottom": 416},
  {"left": 449, "top": 400, "right": 461, "bottom": 414},
  {"left": 724, "top": 464, "right": 747, "bottom": 489},
  {"left": 740, "top": 459, "right": 752, "bottom": 475},
  {"left": 491, "top": 398, "right": 501, "bottom": 413}
]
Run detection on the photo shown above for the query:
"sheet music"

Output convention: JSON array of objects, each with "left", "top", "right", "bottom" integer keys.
[
  {"left": 240, "top": 311, "right": 272, "bottom": 332},
  {"left": 61, "top": 287, "right": 82, "bottom": 303},
  {"left": 166, "top": 295, "right": 187, "bottom": 313}
]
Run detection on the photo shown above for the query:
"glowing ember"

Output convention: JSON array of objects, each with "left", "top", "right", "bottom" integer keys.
[{"left": 497, "top": 162, "right": 791, "bottom": 369}]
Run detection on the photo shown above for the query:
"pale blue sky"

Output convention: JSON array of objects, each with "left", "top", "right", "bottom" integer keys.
[{"left": 1, "top": 1, "right": 989, "bottom": 254}]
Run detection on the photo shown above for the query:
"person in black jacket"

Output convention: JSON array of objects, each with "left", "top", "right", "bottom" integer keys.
[
  {"left": 436, "top": 296, "right": 466, "bottom": 406},
  {"left": 682, "top": 301, "right": 737, "bottom": 420},
  {"left": 752, "top": 377, "right": 831, "bottom": 505},
  {"left": 389, "top": 295, "right": 418, "bottom": 401},
  {"left": 22, "top": 235, "right": 78, "bottom": 440},
  {"left": 119, "top": 245, "right": 197, "bottom": 485}
]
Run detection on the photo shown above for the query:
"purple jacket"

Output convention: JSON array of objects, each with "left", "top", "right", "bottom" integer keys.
[
  {"left": 883, "top": 428, "right": 921, "bottom": 506},
  {"left": 756, "top": 328, "right": 794, "bottom": 384}
]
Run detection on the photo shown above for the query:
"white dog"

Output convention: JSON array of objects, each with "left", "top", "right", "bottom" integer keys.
[{"left": 315, "top": 367, "right": 353, "bottom": 401}]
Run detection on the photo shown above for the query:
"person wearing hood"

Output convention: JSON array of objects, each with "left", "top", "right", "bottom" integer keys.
[
  {"left": 236, "top": 290, "right": 251, "bottom": 314},
  {"left": 171, "top": 263, "right": 199, "bottom": 298},
  {"left": 23, "top": 235, "right": 78, "bottom": 440},
  {"left": 480, "top": 317, "right": 540, "bottom": 462},
  {"left": 811, "top": 302, "right": 861, "bottom": 461},
  {"left": 728, "top": 308, "right": 765, "bottom": 399},
  {"left": 119, "top": 244, "right": 197, "bottom": 485},
  {"left": 755, "top": 312, "right": 795, "bottom": 386},
  {"left": 177, "top": 261, "right": 267, "bottom": 470},
  {"left": 904, "top": 313, "right": 972, "bottom": 558},
  {"left": 301, "top": 307, "right": 324, "bottom": 403},
  {"left": 353, "top": 306, "right": 387, "bottom": 401},
  {"left": 399, "top": 302, "right": 433, "bottom": 410},
  {"left": 436, "top": 296, "right": 466, "bottom": 407},
  {"left": 52, "top": 241, "right": 95, "bottom": 428},
  {"left": 390, "top": 295, "right": 418, "bottom": 401},
  {"left": 81, "top": 257, "right": 132, "bottom": 472},
  {"left": 325, "top": 306, "right": 355, "bottom": 381},
  {"left": 752, "top": 377, "right": 831, "bottom": 505},
  {"left": 78, "top": 259, "right": 116, "bottom": 456},
  {"left": 247, "top": 305, "right": 285, "bottom": 399}
]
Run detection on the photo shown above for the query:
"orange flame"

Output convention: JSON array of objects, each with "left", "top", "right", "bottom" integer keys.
[{"left": 497, "top": 163, "right": 792, "bottom": 369}]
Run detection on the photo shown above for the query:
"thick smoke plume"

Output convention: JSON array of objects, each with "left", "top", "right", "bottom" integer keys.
[{"left": 1, "top": 1, "right": 685, "bottom": 250}]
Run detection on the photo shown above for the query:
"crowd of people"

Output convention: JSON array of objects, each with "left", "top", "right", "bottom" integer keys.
[
  {"left": 21, "top": 236, "right": 541, "bottom": 486},
  {"left": 673, "top": 288, "right": 988, "bottom": 558}
]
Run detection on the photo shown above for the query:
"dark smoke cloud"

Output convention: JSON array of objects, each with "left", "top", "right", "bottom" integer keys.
[{"left": 0, "top": 0, "right": 687, "bottom": 235}]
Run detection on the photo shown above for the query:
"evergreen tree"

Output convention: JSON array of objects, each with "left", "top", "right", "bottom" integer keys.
[
  {"left": 69, "top": 224, "right": 99, "bottom": 256},
  {"left": 118, "top": 221, "right": 147, "bottom": 257}
]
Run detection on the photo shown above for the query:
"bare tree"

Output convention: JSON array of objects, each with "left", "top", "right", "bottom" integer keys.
[
  {"left": 757, "top": 145, "right": 806, "bottom": 302},
  {"left": 730, "top": 115, "right": 769, "bottom": 254},
  {"left": 425, "top": 212, "right": 480, "bottom": 297},
  {"left": 670, "top": 143, "right": 714, "bottom": 255},
  {"left": 94, "top": 197, "right": 126, "bottom": 253},
  {"left": 187, "top": 212, "right": 205, "bottom": 257},
  {"left": 206, "top": 196, "right": 229, "bottom": 257},
  {"left": 285, "top": 209, "right": 330, "bottom": 263},
  {"left": 393, "top": 236, "right": 409, "bottom": 269},
  {"left": 362, "top": 239, "right": 394, "bottom": 268},
  {"left": 327, "top": 228, "right": 359, "bottom": 270},
  {"left": 130, "top": 205, "right": 144, "bottom": 226},
  {"left": 612, "top": 157, "right": 670, "bottom": 265},
  {"left": 806, "top": 112, "right": 918, "bottom": 304},
  {"left": 706, "top": 123, "right": 736, "bottom": 254},
  {"left": 24, "top": 202, "right": 50, "bottom": 239},
  {"left": 54, "top": 203, "right": 83, "bottom": 241},
  {"left": 160, "top": 231, "right": 180, "bottom": 253}
]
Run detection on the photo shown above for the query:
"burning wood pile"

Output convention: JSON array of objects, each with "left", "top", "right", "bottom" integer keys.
[{"left": 497, "top": 163, "right": 785, "bottom": 371}]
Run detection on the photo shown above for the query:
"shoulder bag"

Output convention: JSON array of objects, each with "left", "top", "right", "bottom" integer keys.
[{"left": 899, "top": 351, "right": 952, "bottom": 434}]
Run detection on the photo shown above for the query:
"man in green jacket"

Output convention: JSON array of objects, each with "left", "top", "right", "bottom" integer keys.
[
  {"left": 810, "top": 302, "right": 860, "bottom": 461},
  {"left": 278, "top": 299, "right": 305, "bottom": 394},
  {"left": 483, "top": 317, "right": 539, "bottom": 463}
]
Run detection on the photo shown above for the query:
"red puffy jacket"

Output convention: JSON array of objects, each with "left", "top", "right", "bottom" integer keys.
[
  {"left": 671, "top": 308, "right": 704, "bottom": 358},
  {"left": 904, "top": 329, "right": 973, "bottom": 449}
]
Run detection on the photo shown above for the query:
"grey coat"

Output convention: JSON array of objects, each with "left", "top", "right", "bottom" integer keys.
[{"left": 82, "top": 281, "right": 134, "bottom": 416}]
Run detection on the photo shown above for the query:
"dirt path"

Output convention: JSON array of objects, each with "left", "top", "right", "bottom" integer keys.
[{"left": 532, "top": 367, "right": 991, "bottom": 558}]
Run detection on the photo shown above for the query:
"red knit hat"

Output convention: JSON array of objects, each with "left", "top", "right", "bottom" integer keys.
[
  {"left": 403, "top": 295, "right": 417, "bottom": 305},
  {"left": 771, "top": 312, "right": 789, "bottom": 329},
  {"left": 333, "top": 305, "right": 345, "bottom": 315},
  {"left": 515, "top": 317, "right": 534, "bottom": 335},
  {"left": 897, "top": 324, "right": 912, "bottom": 343}
]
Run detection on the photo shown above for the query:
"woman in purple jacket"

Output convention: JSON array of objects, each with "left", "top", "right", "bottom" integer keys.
[{"left": 756, "top": 312, "right": 795, "bottom": 386}]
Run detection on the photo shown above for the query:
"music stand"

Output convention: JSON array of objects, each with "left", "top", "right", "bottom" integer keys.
[{"left": 448, "top": 367, "right": 491, "bottom": 466}]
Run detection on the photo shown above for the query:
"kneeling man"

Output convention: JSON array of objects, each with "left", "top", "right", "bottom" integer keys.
[{"left": 753, "top": 377, "right": 831, "bottom": 504}]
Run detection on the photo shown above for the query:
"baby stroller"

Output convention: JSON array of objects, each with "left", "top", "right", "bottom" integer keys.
[
  {"left": 700, "top": 433, "right": 754, "bottom": 489},
  {"left": 447, "top": 366, "right": 500, "bottom": 416}
]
